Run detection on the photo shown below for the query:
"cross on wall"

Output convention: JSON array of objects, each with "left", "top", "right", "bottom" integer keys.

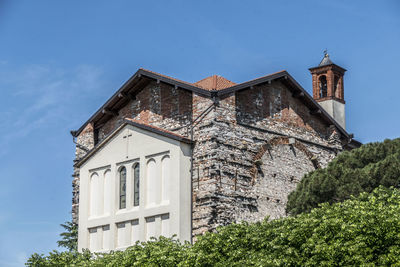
[{"left": 123, "top": 130, "right": 133, "bottom": 158}]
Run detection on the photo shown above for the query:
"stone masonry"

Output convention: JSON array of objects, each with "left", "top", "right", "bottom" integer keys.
[{"left": 71, "top": 68, "right": 357, "bottom": 238}]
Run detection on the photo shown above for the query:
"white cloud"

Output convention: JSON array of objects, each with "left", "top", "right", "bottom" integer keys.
[{"left": 0, "top": 63, "right": 106, "bottom": 152}]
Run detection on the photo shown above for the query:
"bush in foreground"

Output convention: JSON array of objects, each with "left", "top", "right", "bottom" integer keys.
[
  {"left": 27, "top": 186, "right": 400, "bottom": 266},
  {"left": 287, "top": 138, "right": 400, "bottom": 215}
]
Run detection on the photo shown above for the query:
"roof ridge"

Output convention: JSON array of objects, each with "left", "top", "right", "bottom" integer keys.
[
  {"left": 193, "top": 75, "right": 213, "bottom": 84},
  {"left": 73, "top": 68, "right": 351, "bottom": 141},
  {"left": 239, "top": 70, "right": 287, "bottom": 85},
  {"left": 139, "top": 68, "right": 195, "bottom": 87},
  {"left": 194, "top": 74, "right": 236, "bottom": 84}
]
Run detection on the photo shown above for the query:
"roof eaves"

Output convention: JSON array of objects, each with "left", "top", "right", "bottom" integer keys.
[
  {"left": 308, "top": 63, "right": 347, "bottom": 72},
  {"left": 72, "top": 69, "right": 212, "bottom": 137},
  {"left": 72, "top": 69, "right": 143, "bottom": 137},
  {"left": 284, "top": 74, "right": 350, "bottom": 139},
  {"left": 217, "top": 70, "right": 350, "bottom": 139},
  {"left": 139, "top": 69, "right": 212, "bottom": 96},
  {"left": 72, "top": 68, "right": 351, "bottom": 142},
  {"left": 216, "top": 70, "right": 288, "bottom": 96}
]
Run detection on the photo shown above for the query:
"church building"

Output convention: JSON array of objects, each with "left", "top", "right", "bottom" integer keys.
[{"left": 71, "top": 53, "right": 360, "bottom": 252}]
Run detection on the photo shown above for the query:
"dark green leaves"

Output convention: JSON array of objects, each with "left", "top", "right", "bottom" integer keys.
[
  {"left": 27, "top": 187, "right": 400, "bottom": 266},
  {"left": 287, "top": 138, "right": 400, "bottom": 215}
]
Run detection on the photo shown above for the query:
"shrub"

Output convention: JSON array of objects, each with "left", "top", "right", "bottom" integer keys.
[
  {"left": 27, "top": 187, "right": 400, "bottom": 266},
  {"left": 286, "top": 138, "right": 400, "bottom": 215}
]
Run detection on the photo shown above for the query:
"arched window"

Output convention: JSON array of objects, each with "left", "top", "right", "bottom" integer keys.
[
  {"left": 319, "top": 75, "right": 327, "bottom": 98},
  {"left": 161, "top": 156, "right": 170, "bottom": 203},
  {"left": 103, "top": 170, "right": 112, "bottom": 214},
  {"left": 90, "top": 173, "right": 100, "bottom": 216},
  {"left": 133, "top": 163, "right": 140, "bottom": 206},
  {"left": 119, "top": 167, "right": 127, "bottom": 209},
  {"left": 146, "top": 159, "right": 157, "bottom": 205},
  {"left": 334, "top": 75, "right": 339, "bottom": 98}
]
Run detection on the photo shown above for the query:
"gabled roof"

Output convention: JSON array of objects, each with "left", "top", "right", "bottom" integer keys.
[
  {"left": 74, "top": 118, "right": 192, "bottom": 167},
  {"left": 71, "top": 68, "right": 354, "bottom": 141}
]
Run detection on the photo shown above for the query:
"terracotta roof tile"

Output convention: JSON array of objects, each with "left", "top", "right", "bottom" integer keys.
[
  {"left": 141, "top": 68, "right": 236, "bottom": 91},
  {"left": 193, "top": 75, "right": 236, "bottom": 91}
]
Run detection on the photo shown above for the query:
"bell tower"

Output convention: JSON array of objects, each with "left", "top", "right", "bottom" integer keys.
[{"left": 309, "top": 51, "right": 347, "bottom": 129}]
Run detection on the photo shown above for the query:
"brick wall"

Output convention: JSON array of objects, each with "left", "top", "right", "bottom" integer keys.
[
  {"left": 191, "top": 80, "right": 341, "bottom": 235},
  {"left": 73, "top": 78, "right": 345, "bottom": 236}
]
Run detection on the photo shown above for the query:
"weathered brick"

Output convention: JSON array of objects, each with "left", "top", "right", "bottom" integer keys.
[{"left": 72, "top": 75, "right": 349, "bottom": 239}]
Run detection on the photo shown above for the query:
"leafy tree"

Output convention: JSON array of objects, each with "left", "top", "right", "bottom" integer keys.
[
  {"left": 286, "top": 138, "right": 400, "bottom": 215},
  {"left": 26, "top": 187, "right": 400, "bottom": 266},
  {"left": 57, "top": 221, "right": 78, "bottom": 252}
]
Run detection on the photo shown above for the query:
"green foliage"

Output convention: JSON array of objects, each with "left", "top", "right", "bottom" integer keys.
[
  {"left": 287, "top": 138, "right": 400, "bottom": 215},
  {"left": 27, "top": 187, "right": 400, "bottom": 266},
  {"left": 57, "top": 221, "right": 78, "bottom": 252},
  {"left": 27, "top": 237, "right": 189, "bottom": 267}
]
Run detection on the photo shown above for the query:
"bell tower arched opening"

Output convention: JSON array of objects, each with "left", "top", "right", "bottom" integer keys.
[
  {"left": 319, "top": 75, "right": 327, "bottom": 98},
  {"left": 309, "top": 51, "right": 347, "bottom": 129}
]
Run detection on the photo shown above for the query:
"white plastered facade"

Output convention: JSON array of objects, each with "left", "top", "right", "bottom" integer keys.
[
  {"left": 77, "top": 123, "right": 192, "bottom": 252},
  {"left": 318, "top": 100, "right": 346, "bottom": 130}
]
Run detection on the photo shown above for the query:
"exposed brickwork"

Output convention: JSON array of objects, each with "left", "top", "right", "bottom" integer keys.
[
  {"left": 310, "top": 64, "right": 345, "bottom": 103},
  {"left": 96, "top": 82, "right": 193, "bottom": 143},
  {"left": 72, "top": 72, "right": 351, "bottom": 238},
  {"left": 237, "top": 81, "right": 328, "bottom": 142},
  {"left": 190, "top": 80, "right": 341, "bottom": 235}
]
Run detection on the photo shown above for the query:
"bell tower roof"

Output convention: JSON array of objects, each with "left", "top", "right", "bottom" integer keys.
[
  {"left": 319, "top": 51, "right": 334, "bottom": 66},
  {"left": 309, "top": 50, "right": 346, "bottom": 72}
]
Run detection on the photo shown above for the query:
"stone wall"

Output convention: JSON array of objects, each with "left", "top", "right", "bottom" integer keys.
[
  {"left": 72, "top": 78, "right": 345, "bottom": 236},
  {"left": 72, "top": 123, "right": 95, "bottom": 224},
  {"left": 191, "top": 80, "right": 342, "bottom": 236}
]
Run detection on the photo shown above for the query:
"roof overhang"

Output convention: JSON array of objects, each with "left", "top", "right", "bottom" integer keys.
[
  {"left": 216, "top": 70, "right": 352, "bottom": 140},
  {"left": 72, "top": 68, "right": 358, "bottom": 145},
  {"left": 71, "top": 68, "right": 213, "bottom": 137},
  {"left": 309, "top": 63, "right": 347, "bottom": 73}
]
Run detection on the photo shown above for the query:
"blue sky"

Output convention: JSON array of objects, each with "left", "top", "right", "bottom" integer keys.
[{"left": 0, "top": 0, "right": 399, "bottom": 265}]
